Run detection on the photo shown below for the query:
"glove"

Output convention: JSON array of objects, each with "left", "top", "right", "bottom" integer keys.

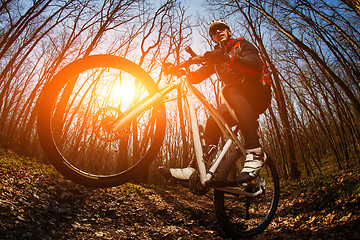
[
  {"left": 162, "top": 63, "right": 186, "bottom": 77},
  {"left": 203, "top": 49, "right": 230, "bottom": 64}
]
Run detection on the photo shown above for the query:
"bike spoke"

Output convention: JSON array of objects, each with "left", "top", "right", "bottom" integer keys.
[
  {"left": 38, "top": 55, "right": 166, "bottom": 187},
  {"left": 214, "top": 157, "right": 279, "bottom": 238}
]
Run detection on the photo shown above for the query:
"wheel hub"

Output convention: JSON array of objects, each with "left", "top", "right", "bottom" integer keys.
[{"left": 93, "top": 107, "right": 130, "bottom": 141}]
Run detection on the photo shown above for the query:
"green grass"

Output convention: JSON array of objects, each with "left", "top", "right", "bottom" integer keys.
[
  {"left": 0, "top": 148, "right": 56, "bottom": 177},
  {"left": 281, "top": 163, "right": 360, "bottom": 217}
]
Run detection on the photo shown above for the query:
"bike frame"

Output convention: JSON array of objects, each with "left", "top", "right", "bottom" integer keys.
[
  {"left": 183, "top": 80, "right": 246, "bottom": 183},
  {"left": 112, "top": 75, "right": 265, "bottom": 197}
]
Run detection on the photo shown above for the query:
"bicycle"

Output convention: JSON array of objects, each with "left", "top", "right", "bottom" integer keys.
[{"left": 37, "top": 49, "right": 280, "bottom": 238}]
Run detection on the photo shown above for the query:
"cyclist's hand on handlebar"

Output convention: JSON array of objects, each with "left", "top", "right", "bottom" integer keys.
[
  {"left": 162, "top": 63, "right": 186, "bottom": 77},
  {"left": 204, "top": 49, "right": 230, "bottom": 64}
]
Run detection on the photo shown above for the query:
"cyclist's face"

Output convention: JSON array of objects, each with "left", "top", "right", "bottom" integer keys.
[{"left": 211, "top": 27, "right": 232, "bottom": 44}]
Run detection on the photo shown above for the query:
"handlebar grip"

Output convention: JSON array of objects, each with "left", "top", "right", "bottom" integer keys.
[{"left": 185, "top": 46, "right": 197, "bottom": 57}]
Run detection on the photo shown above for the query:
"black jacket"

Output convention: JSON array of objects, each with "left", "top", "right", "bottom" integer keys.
[{"left": 190, "top": 38, "right": 263, "bottom": 85}]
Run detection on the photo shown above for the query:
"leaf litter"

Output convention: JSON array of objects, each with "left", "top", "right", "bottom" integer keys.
[{"left": 0, "top": 149, "right": 359, "bottom": 239}]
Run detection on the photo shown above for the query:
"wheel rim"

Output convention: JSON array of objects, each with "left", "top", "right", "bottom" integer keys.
[
  {"left": 41, "top": 57, "right": 165, "bottom": 181},
  {"left": 215, "top": 160, "right": 279, "bottom": 237}
]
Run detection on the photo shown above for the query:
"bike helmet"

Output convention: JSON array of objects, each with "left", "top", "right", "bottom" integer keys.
[{"left": 208, "top": 19, "right": 230, "bottom": 36}]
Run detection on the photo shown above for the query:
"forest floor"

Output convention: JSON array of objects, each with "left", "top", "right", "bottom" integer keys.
[{"left": 1, "top": 149, "right": 360, "bottom": 239}]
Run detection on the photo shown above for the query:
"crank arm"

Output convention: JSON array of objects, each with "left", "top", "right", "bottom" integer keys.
[{"left": 215, "top": 186, "right": 264, "bottom": 197}]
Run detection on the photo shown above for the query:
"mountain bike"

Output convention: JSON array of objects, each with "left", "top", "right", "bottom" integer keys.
[{"left": 37, "top": 50, "right": 280, "bottom": 238}]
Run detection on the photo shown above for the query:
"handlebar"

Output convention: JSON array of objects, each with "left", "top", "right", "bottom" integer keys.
[
  {"left": 178, "top": 55, "right": 205, "bottom": 68},
  {"left": 162, "top": 46, "right": 206, "bottom": 76}
]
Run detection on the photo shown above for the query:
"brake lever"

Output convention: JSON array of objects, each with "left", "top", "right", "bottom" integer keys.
[
  {"left": 185, "top": 46, "right": 207, "bottom": 64},
  {"left": 185, "top": 46, "right": 197, "bottom": 57},
  {"left": 162, "top": 46, "right": 205, "bottom": 74},
  {"left": 161, "top": 62, "right": 173, "bottom": 75}
]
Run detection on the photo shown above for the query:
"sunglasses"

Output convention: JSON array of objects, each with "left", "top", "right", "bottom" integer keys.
[{"left": 210, "top": 26, "right": 228, "bottom": 36}]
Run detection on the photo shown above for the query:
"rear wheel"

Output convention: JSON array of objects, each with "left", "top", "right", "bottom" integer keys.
[
  {"left": 37, "top": 55, "right": 166, "bottom": 187},
  {"left": 214, "top": 151, "right": 280, "bottom": 238}
]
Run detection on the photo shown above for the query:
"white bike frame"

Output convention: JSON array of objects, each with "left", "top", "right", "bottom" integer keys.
[
  {"left": 112, "top": 76, "right": 265, "bottom": 197},
  {"left": 183, "top": 80, "right": 246, "bottom": 184}
]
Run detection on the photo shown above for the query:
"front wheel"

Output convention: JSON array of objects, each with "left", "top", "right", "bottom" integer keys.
[
  {"left": 214, "top": 151, "right": 280, "bottom": 238},
  {"left": 37, "top": 55, "right": 166, "bottom": 188}
]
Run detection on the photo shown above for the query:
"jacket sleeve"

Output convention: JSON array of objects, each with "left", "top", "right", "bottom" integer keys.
[
  {"left": 188, "top": 64, "right": 215, "bottom": 84},
  {"left": 227, "top": 39, "right": 262, "bottom": 76}
]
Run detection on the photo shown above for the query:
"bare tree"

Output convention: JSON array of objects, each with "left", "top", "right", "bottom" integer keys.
[{"left": 341, "top": 0, "right": 360, "bottom": 16}]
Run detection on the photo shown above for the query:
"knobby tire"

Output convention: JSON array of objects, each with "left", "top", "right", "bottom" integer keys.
[
  {"left": 37, "top": 55, "right": 166, "bottom": 188},
  {"left": 214, "top": 150, "right": 280, "bottom": 238}
]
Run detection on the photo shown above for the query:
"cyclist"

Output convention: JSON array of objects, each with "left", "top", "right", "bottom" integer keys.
[{"left": 160, "top": 19, "right": 271, "bottom": 184}]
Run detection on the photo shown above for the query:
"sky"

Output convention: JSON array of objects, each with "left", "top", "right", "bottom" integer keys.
[{"left": 186, "top": 0, "right": 214, "bottom": 53}]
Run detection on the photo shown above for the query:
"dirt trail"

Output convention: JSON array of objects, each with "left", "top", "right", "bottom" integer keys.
[{"left": 1, "top": 154, "right": 359, "bottom": 239}]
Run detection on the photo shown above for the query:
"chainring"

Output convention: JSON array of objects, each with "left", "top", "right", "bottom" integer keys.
[{"left": 189, "top": 171, "right": 209, "bottom": 195}]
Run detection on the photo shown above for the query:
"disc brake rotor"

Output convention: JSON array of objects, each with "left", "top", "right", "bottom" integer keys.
[{"left": 93, "top": 107, "right": 130, "bottom": 141}]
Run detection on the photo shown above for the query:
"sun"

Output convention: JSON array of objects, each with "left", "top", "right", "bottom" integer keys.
[
  {"left": 95, "top": 72, "right": 137, "bottom": 110},
  {"left": 108, "top": 80, "right": 136, "bottom": 106}
]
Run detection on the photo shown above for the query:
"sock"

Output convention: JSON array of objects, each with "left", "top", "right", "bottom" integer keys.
[{"left": 245, "top": 147, "right": 262, "bottom": 155}]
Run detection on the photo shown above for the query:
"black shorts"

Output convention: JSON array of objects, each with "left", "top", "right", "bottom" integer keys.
[{"left": 221, "top": 80, "right": 271, "bottom": 115}]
